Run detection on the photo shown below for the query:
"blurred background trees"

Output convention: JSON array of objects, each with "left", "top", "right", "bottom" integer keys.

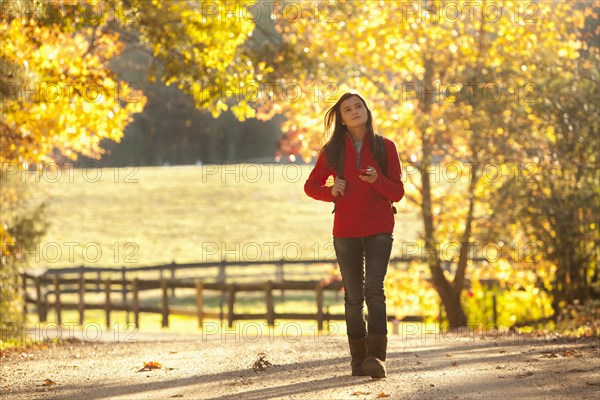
[{"left": 1, "top": 1, "right": 598, "bottom": 332}]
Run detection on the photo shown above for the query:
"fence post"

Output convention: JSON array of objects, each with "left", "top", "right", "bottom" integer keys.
[
  {"left": 227, "top": 284, "right": 236, "bottom": 328},
  {"left": 53, "top": 275, "right": 61, "bottom": 326},
  {"left": 218, "top": 260, "right": 226, "bottom": 284},
  {"left": 218, "top": 260, "right": 227, "bottom": 307},
  {"left": 22, "top": 273, "right": 28, "bottom": 316},
  {"left": 132, "top": 278, "right": 140, "bottom": 329},
  {"left": 105, "top": 279, "right": 112, "bottom": 328},
  {"left": 195, "top": 279, "right": 204, "bottom": 328},
  {"left": 265, "top": 281, "right": 275, "bottom": 326},
  {"left": 35, "top": 276, "right": 48, "bottom": 323},
  {"left": 316, "top": 282, "right": 324, "bottom": 332},
  {"left": 78, "top": 266, "right": 85, "bottom": 325},
  {"left": 277, "top": 259, "right": 285, "bottom": 302},
  {"left": 161, "top": 278, "right": 169, "bottom": 328},
  {"left": 170, "top": 262, "right": 176, "bottom": 303},
  {"left": 121, "top": 267, "right": 129, "bottom": 325}
]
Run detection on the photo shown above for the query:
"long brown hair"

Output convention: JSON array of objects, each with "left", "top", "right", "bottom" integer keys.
[{"left": 320, "top": 92, "right": 383, "bottom": 173}]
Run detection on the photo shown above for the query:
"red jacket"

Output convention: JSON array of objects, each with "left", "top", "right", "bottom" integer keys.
[{"left": 304, "top": 133, "right": 404, "bottom": 238}]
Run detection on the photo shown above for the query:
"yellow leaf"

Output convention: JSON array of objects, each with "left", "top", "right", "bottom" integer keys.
[{"left": 141, "top": 361, "right": 162, "bottom": 370}]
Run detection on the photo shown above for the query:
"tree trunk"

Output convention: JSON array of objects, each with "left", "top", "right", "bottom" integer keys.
[
  {"left": 429, "top": 259, "right": 468, "bottom": 328},
  {"left": 421, "top": 137, "right": 468, "bottom": 328},
  {"left": 418, "top": 47, "right": 471, "bottom": 327}
]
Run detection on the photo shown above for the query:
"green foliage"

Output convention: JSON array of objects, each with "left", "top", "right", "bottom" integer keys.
[
  {"left": 386, "top": 262, "right": 439, "bottom": 322},
  {"left": 0, "top": 176, "right": 49, "bottom": 343}
]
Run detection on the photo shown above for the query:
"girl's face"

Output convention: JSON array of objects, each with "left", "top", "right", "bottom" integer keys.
[{"left": 339, "top": 96, "right": 368, "bottom": 130}]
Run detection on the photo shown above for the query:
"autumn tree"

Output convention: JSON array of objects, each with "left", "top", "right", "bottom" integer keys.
[
  {"left": 260, "top": 0, "right": 596, "bottom": 327},
  {"left": 0, "top": 0, "right": 141, "bottom": 335},
  {"left": 488, "top": 3, "right": 599, "bottom": 319},
  {"left": 0, "top": 0, "right": 269, "bottom": 334}
]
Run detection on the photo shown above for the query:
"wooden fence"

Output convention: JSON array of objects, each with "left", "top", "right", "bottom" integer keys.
[
  {"left": 22, "top": 257, "right": 495, "bottom": 330},
  {"left": 23, "top": 274, "right": 362, "bottom": 331}
]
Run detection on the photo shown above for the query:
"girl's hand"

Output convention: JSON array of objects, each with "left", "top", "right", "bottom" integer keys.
[
  {"left": 359, "top": 166, "right": 378, "bottom": 183},
  {"left": 331, "top": 178, "right": 346, "bottom": 197}
]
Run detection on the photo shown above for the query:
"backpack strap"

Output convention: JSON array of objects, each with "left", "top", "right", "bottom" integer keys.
[
  {"left": 331, "top": 144, "right": 345, "bottom": 214},
  {"left": 375, "top": 135, "right": 388, "bottom": 178},
  {"left": 336, "top": 143, "right": 345, "bottom": 180},
  {"left": 375, "top": 135, "right": 397, "bottom": 214}
]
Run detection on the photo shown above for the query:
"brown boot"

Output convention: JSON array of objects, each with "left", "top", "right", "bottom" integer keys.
[
  {"left": 362, "top": 334, "right": 387, "bottom": 378},
  {"left": 348, "top": 336, "right": 367, "bottom": 376}
]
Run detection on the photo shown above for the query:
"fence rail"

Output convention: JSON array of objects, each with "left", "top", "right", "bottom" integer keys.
[
  {"left": 24, "top": 274, "right": 425, "bottom": 331},
  {"left": 22, "top": 256, "right": 494, "bottom": 330}
]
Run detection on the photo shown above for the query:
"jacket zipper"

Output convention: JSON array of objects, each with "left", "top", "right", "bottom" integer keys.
[{"left": 351, "top": 135, "right": 364, "bottom": 170}]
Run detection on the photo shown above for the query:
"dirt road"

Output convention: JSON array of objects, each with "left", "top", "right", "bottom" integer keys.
[{"left": 1, "top": 326, "right": 598, "bottom": 399}]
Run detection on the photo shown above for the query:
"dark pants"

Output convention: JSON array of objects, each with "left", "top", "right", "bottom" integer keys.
[{"left": 333, "top": 233, "right": 393, "bottom": 339}]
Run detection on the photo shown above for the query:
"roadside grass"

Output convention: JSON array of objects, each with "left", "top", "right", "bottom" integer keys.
[{"left": 22, "top": 309, "right": 348, "bottom": 340}]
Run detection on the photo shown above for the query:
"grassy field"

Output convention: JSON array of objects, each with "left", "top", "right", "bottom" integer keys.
[
  {"left": 24, "top": 164, "right": 420, "bottom": 269},
  {"left": 10, "top": 164, "right": 567, "bottom": 336},
  {"left": 16, "top": 164, "right": 422, "bottom": 334}
]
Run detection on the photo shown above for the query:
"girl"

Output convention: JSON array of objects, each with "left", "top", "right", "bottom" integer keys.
[{"left": 304, "top": 92, "right": 404, "bottom": 378}]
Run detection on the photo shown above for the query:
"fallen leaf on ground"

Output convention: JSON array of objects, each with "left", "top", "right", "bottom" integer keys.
[
  {"left": 138, "top": 361, "right": 163, "bottom": 371},
  {"left": 252, "top": 353, "right": 272, "bottom": 371},
  {"left": 562, "top": 349, "right": 577, "bottom": 357},
  {"left": 377, "top": 393, "right": 391, "bottom": 398},
  {"left": 351, "top": 391, "right": 370, "bottom": 396},
  {"left": 170, "top": 395, "right": 184, "bottom": 398},
  {"left": 42, "top": 379, "right": 56, "bottom": 386}
]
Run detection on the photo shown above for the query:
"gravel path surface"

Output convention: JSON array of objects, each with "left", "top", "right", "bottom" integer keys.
[{"left": 1, "top": 327, "right": 598, "bottom": 400}]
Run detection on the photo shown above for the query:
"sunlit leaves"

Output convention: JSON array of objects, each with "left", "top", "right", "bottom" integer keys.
[
  {"left": 386, "top": 262, "right": 439, "bottom": 321},
  {"left": 132, "top": 0, "right": 272, "bottom": 120},
  {"left": 0, "top": 18, "right": 146, "bottom": 164},
  {"left": 267, "top": 1, "right": 596, "bottom": 323},
  {"left": 268, "top": 0, "right": 591, "bottom": 233}
]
